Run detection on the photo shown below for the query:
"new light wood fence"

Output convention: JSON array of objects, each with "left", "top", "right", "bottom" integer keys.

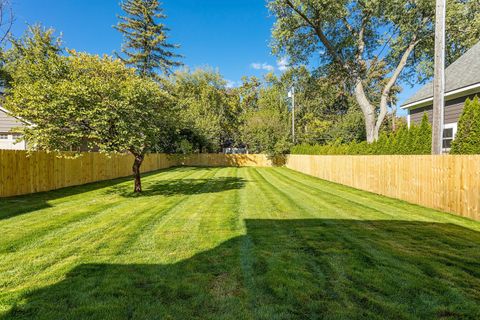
[
  {"left": 1, "top": 151, "right": 479, "bottom": 221},
  {"left": 285, "top": 155, "right": 480, "bottom": 221},
  {"left": 0, "top": 150, "right": 176, "bottom": 197},
  {"left": 0, "top": 151, "right": 270, "bottom": 197},
  {"left": 177, "top": 153, "right": 272, "bottom": 167}
]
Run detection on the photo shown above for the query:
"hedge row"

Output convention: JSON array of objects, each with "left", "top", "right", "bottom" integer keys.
[{"left": 291, "top": 114, "right": 432, "bottom": 155}]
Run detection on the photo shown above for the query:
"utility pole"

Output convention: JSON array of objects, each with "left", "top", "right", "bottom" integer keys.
[
  {"left": 432, "top": 0, "right": 446, "bottom": 154},
  {"left": 289, "top": 86, "right": 295, "bottom": 143}
]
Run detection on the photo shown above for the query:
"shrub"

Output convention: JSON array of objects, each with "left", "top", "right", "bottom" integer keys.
[
  {"left": 412, "top": 113, "right": 432, "bottom": 154},
  {"left": 291, "top": 116, "right": 432, "bottom": 156},
  {"left": 451, "top": 96, "right": 480, "bottom": 154}
]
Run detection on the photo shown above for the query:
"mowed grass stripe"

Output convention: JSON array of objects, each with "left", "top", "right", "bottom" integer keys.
[
  {"left": 0, "top": 167, "right": 197, "bottom": 254},
  {"left": 278, "top": 167, "right": 480, "bottom": 228},
  {"left": 0, "top": 168, "right": 206, "bottom": 291},
  {"left": 269, "top": 167, "right": 430, "bottom": 221},
  {"left": 1, "top": 167, "right": 480, "bottom": 319},
  {"left": 239, "top": 168, "right": 346, "bottom": 317},
  {"left": 0, "top": 167, "right": 192, "bottom": 252},
  {"left": 245, "top": 166, "right": 361, "bottom": 312},
  {"left": 110, "top": 168, "right": 219, "bottom": 256},
  {"left": 140, "top": 167, "right": 245, "bottom": 263},
  {"left": 244, "top": 168, "right": 480, "bottom": 318},
  {"left": 122, "top": 167, "right": 243, "bottom": 262}
]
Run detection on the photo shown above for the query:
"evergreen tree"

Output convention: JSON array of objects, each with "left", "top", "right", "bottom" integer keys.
[
  {"left": 405, "top": 125, "right": 418, "bottom": 155},
  {"left": 413, "top": 113, "right": 432, "bottom": 154},
  {"left": 115, "top": 0, "right": 182, "bottom": 78},
  {"left": 393, "top": 126, "right": 408, "bottom": 155},
  {"left": 451, "top": 97, "right": 480, "bottom": 154}
]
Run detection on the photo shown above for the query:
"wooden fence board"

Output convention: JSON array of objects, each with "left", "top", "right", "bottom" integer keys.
[
  {"left": 1, "top": 151, "right": 478, "bottom": 221},
  {"left": 0, "top": 151, "right": 176, "bottom": 197},
  {"left": 285, "top": 155, "right": 480, "bottom": 221},
  {"left": 0, "top": 152, "right": 270, "bottom": 197}
]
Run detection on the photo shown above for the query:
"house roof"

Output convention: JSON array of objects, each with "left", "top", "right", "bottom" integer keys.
[
  {"left": 0, "top": 105, "right": 32, "bottom": 125},
  {"left": 401, "top": 41, "right": 480, "bottom": 109}
]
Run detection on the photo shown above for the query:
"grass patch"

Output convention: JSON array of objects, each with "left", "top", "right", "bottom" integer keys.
[{"left": 1, "top": 167, "right": 480, "bottom": 319}]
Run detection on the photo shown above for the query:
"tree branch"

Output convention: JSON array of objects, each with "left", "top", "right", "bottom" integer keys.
[
  {"left": 284, "top": 0, "right": 345, "bottom": 67},
  {"left": 342, "top": 17, "right": 354, "bottom": 34},
  {"left": 382, "top": 36, "right": 420, "bottom": 99},
  {"left": 375, "top": 35, "right": 420, "bottom": 134}
]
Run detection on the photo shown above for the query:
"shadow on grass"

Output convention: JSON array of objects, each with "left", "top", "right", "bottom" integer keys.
[
  {"left": 106, "top": 176, "right": 247, "bottom": 198},
  {"left": 0, "top": 167, "right": 212, "bottom": 221},
  {"left": 3, "top": 219, "right": 480, "bottom": 319},
  {"left": 0, "top": 178, "right": 128, "bottom": 221}
]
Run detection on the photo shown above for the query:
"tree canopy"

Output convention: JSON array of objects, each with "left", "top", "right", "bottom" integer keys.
[
  {"left": 268, "top": 0, "right": 480, "bottom": 142},
  {"left": 3, "top": 26, "right": 173, "bottom": 192}
]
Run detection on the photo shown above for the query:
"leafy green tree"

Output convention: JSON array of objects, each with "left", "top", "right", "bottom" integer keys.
[
  {"left": 2, "top": 25, "right": 63, "bottom": 88},
  {"left": 279, "top": 67, "right": 362, "bottom": 145},
  {"left": 451, "top": 97, "right": 480, "bottom": 154},
  {"left": 241, "top": 83, "right": 291, "bottom": 156},
  {"left": 236, "top": 76, "right": 262, "bottom": 112},
  {"left": 4, "top": 28, "right": 172, "bottom": 192},
  {"left": 0, "top": 0, "right": 15, "bottom": 85},
  {"left": 115, "top": 0, "right": 182, "bottom": 78},
  {"left": 327, "top": 107, "right": 366, "bottom": 144},
  {"left": 170, "top": 68, "right": 240, "bottom": 153},
  {"left": 268, "top": 0, "right": 480, "bottom": 143}
]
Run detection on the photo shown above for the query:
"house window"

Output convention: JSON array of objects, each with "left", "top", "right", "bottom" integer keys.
[
  {"left": 443, "top": 123, "right": 457, "bottom": 151},
  {"left": 0, "top": 134, "right": 8, "bottom": 140}
]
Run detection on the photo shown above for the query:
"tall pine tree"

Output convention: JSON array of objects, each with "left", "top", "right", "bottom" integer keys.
[{"left": 115, "top": 0, "right": 182, "bottom": 78}]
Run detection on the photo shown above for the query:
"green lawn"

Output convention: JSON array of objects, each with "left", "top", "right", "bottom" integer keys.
[{"left": 1, "top": 167, "right": 480, "bottom": 320}]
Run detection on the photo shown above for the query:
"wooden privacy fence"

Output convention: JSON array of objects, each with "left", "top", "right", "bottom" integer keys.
[
  {"left": 285, "top": 155, "right": 480, "bottom": 221},
  {"left": 177, "top": 153, "right": 272, "bottom": 167},
  {"left": 0, "top": 151, "right": 176, "bottom": 197},
  {"left": 1, "top": 150, "right": 479, "bottom": 221},
  {"left": 0, "top": 151, "right": 270, "bottom": 197}
]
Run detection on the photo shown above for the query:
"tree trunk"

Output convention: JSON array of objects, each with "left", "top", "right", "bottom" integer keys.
[
  {"left": 132, "top": 153, "right": 145, "bottom": 193},
  {"left": 364, "top": 111, "right": 377, "bottom": 143},
  {"left": 354, "top": 81, "right": 377, "bottom": 143}
]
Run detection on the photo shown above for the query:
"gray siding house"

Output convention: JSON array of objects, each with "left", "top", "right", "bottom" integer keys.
[
  {"left": 0, "top": 106, "right": 26, "bottom": 150},
  {"left": 401, "top": 41, "right": 480, "bottom": 150}
]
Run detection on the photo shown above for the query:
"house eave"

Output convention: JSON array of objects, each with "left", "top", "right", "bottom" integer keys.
[
  {"left": 0, "top": 105, "right": 33, "bottom": 126},
  {"left": 401, "top": 82, "right": 480, "bottom": 110}
]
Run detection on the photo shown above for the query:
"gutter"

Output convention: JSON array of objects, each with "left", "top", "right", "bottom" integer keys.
[{"left": 401, "top": 82, "right": 480, "bottom": 110}]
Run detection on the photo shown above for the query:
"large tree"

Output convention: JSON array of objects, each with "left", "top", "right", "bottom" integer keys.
[
  {"left": 269, "top": 0, "right": 480, "bottom": 142},
  {"left": 241, "top": 74, "right": 292, "bottom": 156},
  {"left": 4, "top": 27, "right": 173, "bottom": 193},
  {"left": 169, "top": 68, "right": 241, "bottom": 153},
  {"left": 0, "top": 0, "right": 12, "bottom": 44},
  {"left": 115, "top": 0, "right": 182, "bottom": 78},
  {"left": 279, "top": 66, "right": 364, "bottom": 144}
]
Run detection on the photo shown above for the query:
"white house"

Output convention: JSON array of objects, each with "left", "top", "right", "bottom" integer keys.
[{"left": 0, "top": 106, "right": 27, "bottom": 150}]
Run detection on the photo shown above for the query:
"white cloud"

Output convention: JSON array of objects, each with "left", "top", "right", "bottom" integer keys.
[
  {"left": 250, "top": 62, "right": 275, "bottom": 72},
  {"left": 226, "top": 79, "right": 240, "bottom": 88},
  {"left": 277, "top": 57, "right": 289, "bottom": 72}
]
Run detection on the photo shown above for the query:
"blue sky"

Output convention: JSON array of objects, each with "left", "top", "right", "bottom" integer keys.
[{"left": 11, "top": 0, "right": 417, "bottom": 114}]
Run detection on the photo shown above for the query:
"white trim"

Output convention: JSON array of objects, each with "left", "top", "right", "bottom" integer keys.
[
  {"left": 442, "top": 122, "right": 458, "bottom": 153},
  {"left": 407, "top": 114, "right": 411, "bottom": 128},
  {"left": 401, "top": 82, "right": 480, "bottom": 110},
  {"left": 0, "top": 105, "right": 33, "bottom": 125}
]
